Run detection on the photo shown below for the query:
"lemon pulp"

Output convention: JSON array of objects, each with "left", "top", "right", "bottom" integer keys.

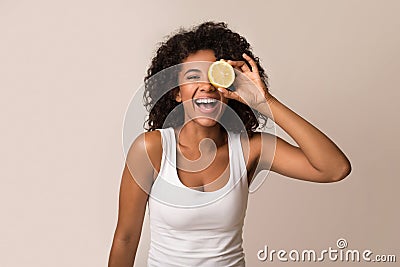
[{"left": 208, "top": 60, "right": 235, "bottom": 88}]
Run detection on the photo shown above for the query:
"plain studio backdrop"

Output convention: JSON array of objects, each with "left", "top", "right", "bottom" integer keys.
[{"left": 1, "top": 0, "right": 399, "bottom": 266}]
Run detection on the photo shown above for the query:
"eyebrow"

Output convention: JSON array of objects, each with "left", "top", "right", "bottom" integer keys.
[{"left": 183, "top": 68, "right": 201, "bottom": 75}]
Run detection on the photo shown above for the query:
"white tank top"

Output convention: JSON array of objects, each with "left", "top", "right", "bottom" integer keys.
[{"left": 147, "top": 127, "right": 249, "bottom": 267}]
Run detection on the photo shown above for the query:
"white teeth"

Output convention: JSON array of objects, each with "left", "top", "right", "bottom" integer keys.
[{"left": 194, "top": 98, "right": 217, "bottom": 104}]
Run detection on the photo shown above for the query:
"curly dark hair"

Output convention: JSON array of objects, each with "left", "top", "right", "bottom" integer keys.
[{"left": 143, "top": 21, "right": 270, "bottom": 135}]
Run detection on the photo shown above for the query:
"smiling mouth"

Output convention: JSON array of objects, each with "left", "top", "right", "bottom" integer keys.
[{"left": 193, "top": 98, "right": 220, "bottom": 114}]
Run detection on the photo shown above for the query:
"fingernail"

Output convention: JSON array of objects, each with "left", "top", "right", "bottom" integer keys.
[{"left": 217, "top": 88, "right": 224, "bottom": 92}]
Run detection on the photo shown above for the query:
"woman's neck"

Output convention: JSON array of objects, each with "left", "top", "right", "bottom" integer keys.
[{"left": 175, "top": 122, "right": 227, "bottom": 150}]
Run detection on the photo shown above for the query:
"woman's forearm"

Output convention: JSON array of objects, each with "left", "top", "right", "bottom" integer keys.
[
  {"left": 108, "top": 238, "right": 138, "bottom": 267},
  {"left": 256, "top": 94, "right": 351, "bottom": 178}
]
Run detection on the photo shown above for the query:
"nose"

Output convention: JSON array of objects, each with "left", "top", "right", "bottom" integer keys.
[{"left": 199, "top": 81, "right": 216, "bottom": 92}]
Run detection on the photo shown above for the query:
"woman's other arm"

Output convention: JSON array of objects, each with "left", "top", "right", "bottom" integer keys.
[
  {"left": 108, "top": 132, "right": 161, "bottom": 266},
  {"left": 108, "top": 163, "right": 149, "bottom": 266}
]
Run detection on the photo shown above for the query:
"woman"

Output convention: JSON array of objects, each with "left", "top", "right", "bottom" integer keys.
[{"left": 108, "top": 21, "right": 351, "bottom": 266}]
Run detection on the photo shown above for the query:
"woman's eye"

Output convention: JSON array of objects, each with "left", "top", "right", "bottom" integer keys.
[{"left": 186, "top": 75, "right": 200, "bottom": 80}]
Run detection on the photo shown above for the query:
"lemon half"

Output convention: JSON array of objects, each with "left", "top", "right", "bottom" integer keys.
[{"left": 208, "top": 60, "right": 235, "bottom": 88}]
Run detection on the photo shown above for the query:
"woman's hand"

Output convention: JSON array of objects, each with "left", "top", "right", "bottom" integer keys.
[{"left": 217, "top": 53, "right": 273, "bottom": 110}]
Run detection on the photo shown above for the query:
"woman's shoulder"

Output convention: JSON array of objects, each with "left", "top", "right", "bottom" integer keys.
[
  {"left": 239, "top": 131, "right": 276, "bottom": 146},
  {"left": 239, "top": 131, "right": 262, "bottom": 149},
  {"left": 143, "top": 129, "right": 162, "bottom": 146},
  {"left": 130, "top": 130, "right": 162, "bottom": 152},
  {"left": 125, "top": 130, "right": 163, "bottom": 176},
  {"left": 143, "top": 130, "right": 163, "bottom": 173},
  {"left": 141, "top": 129, "right": 162, "bottom": 158},
  {"left": 239, "top": 131, "right": 276, "bottom": 166}
]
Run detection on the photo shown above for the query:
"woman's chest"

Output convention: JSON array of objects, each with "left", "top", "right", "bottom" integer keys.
[
  {"left": 149, "top": 183, "right": 248, "bottom": 231},
  {"left": 176, "top": 144, "right": 231, "bottom": 192}
]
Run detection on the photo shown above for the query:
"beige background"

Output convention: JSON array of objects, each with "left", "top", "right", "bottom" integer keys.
[{"left": 1, "top": 0, "right": 399, "bottom": 266}]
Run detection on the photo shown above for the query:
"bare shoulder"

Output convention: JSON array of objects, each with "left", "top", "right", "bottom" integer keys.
[
  {"left": 143, "top": 130, "right": 162, "bottom": 174},
  {"left": 239, "top": 131, "right": 277, "bottom": 182},
  {"left": 124, "top": 130, "right": 163, "bottom": 185},
  {"left": 143, "top": 130, "right": 162, "bottom": 151},
  {"left": 239, "top": 132, "right": 262, "bottom": 173},
  {"left": 240, "top": 131, "right": 276, "bottom": 161},
  {"left": 128, "top": 130, "right": 162, "bottom": 155}
]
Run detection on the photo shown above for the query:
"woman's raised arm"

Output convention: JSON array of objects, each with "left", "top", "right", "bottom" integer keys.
[
  {"left": 257, "top": 97, "right": 351, "bottom": 183},
  {"left": 218, "top": 54, "right": 351, "bottom": 183}
]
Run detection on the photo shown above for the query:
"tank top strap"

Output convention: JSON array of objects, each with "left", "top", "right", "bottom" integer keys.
[
  {"left": 157, "top": 127, "right": 176, "bottom": 161},
  {"left": 226, "top": 130, "right": 248, "bottom": 184},
  {"left": 156, "top": 127, "right": 179, "bottom": 185}
]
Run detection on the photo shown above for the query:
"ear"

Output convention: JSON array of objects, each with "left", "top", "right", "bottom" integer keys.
[{"left": 174, "top": 89, "right": 182, "bottom": 102}]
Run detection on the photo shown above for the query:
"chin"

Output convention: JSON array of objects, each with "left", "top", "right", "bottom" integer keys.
[{"left": 192, "top": 117, "right": 220, "bottom": 128}]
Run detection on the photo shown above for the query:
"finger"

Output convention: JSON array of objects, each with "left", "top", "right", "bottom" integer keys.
[
  {"left": 242, "top": 53, "right": 259, "bottom": 73},
  {"left": 216, "top": 87, "right": 241, "bottom": 102},
  {"left": 227, "top": 60, "right": 251, "bottom": 73}
]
